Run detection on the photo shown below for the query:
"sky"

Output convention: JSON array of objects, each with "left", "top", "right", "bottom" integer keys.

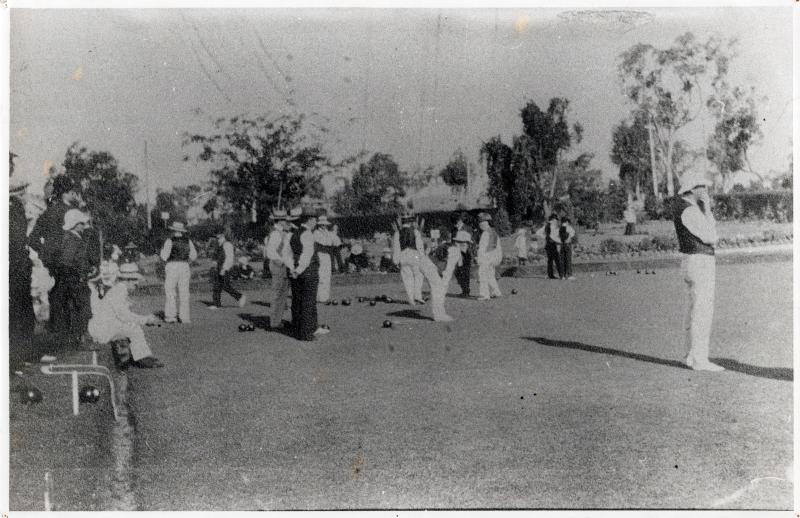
[{"left": 8, "top": 6, "right": 794, "bottom": 203}]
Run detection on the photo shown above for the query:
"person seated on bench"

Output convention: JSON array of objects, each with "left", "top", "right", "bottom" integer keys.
[
  {"left": 347, "top": 242, "right": 370, "bottom": 272},
  {"left": 87, "top": 261, "right": 163, "bottom": 369}
]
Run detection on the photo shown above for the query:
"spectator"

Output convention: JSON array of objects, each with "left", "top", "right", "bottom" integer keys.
[
  {"left": 331, "top": 224, "right": 344, "bottom": 273},
  {"left": 9, "top": 174, "right": 36, "bottom": 368},
  {"left": 348, "top": 242, "right": 370, "bottom": 272},
  {"left": 378, "top": 247, "right": 398, "bottom": 273},
  {"left": 624, "top": 203, "right": 637, "bottom": 235},
  {"left": 559, "top": 217, "right": 576, "bottom": 280},
  {"left": 88, "top": 261, "right": 163, "bottom": 369},
  {"left": 57, "top": 209, "right": 93, "bottom": 348},
  {"left": 159, "top": 221, "right": 198, "bottom": 324},
  {"left": 514, "top": 227, "right": 528, "bottom": 266},
  {"left": 208, "top": 229, "right": 247, "bottom": 310}
]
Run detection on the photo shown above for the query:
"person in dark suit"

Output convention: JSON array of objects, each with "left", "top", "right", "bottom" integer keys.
[
  {"left": 9, "top": 174, "right": 36, "bottom": 368},
  {"left": 57, "top": 209, "right": 93, "bottom": 348},
  {"left": 451, "top": 213, "right": 474, "bottom": 297}
]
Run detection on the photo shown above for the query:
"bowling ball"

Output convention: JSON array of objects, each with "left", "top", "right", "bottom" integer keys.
[
  {"left": 511, "top": 289, "right": 518, "bottom": 295},
  {"left": 331, "top": 299, "right": 339, "bottom": 306},
  {"left": 79, "top": 385, "right": 100, "bottom": 404},
  {"left": 369, "top": 300, "right": 377, "bottom": 307},
  {"left": 341, "top": 299, "right": 351, "bottom": 306},
  {"left": 246, "top": 324, "right": 256, "bottom": 332},
  {"left": 382, "top": 320, "right": 392, "bottom": 329},
  {"left": 384, "top": 297, "right": 394, "bottom": 303},
  {"left": 636, "top": 270, "right": 641, "bottom": 274},
  {"left": 238, "top": 323, "right": 249, "bottom": 332},
  {"left": 651, "top": 270, "right": 656, "bottom": 275},
  {"left": 22, "top": 387, "right": 42, "bottom": 404},
  {"left": 357, "top": 297, "right": 364, "bottom": 303},
  {"left": 380, "top": 294, "right": 388, "bottom": 301}
]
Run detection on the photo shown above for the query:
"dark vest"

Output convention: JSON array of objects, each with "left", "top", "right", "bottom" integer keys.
[
  {"left": 399, "top": 227, "right": 416, "bottom": 250},
  {"left": 214, "top": 241, "right": 226, "bottom": 269},
  {"left": 167, "top": 235, "right": 191, "bottom": 262},
  {"left": 290, "top": 229, "right": 319, "bottom": 276},
  {"left": 558, "top": 225, "right": 569, "bottom": 244},
  {"left": 545, "top": 222, "right": 558, "bottom": 244},
  {"left": 673, "top": 197, "right": 715, "bottom": 256}
]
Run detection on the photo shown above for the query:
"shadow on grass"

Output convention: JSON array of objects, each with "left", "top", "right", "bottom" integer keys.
[
  {"left": 524, "top": 336, "right": 792, "bottom": 382},
  {"left": 250, "top": 301, "right": 271, "bottom": 308},
  {"left": 386, "top": 309, "right": 433, "bottom": 321}
]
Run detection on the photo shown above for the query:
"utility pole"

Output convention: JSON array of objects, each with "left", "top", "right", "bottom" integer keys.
[{"left": 144, "top": 140, "right": 152, "bottom": 230}]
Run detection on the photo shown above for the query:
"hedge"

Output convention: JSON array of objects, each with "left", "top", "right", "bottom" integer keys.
[{"left": 712, "top": 190, "right": 792, "bottom": 222}]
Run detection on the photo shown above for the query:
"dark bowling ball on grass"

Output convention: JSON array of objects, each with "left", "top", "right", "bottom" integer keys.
[
  {"left": 382, "top": 320, "right": 393, "bottom": 329},
  {"left": 369, "top": 300, "right": 377, "bottom": 307},
  {"left": 341, "top": 298, "right": 351, "bottom": 306},
  {"left": 511, "top": 289, "right": 518, "bottom": 295},
  {"left": 22, "top": 387, "right": 42, "bottom": 404},
  {"left": 384, "top": 297, "right": 394, "bottom": 304},
  {"left": 246, "top": 324, "right": 256, "bottom": 332},
  {"left": 357, "top": 297, "right": 364, "bottom": 303},
  {"left": 238, "top": 323, "right": 249, "bottom": 332},
  {"left": 331, "top": 299, "right": 338, "bottom": 306},
  {"left": 79, "top": 385, "right": 100, "bottom": 404}
]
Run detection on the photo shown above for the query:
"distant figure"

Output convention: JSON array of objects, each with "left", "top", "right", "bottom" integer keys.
[
  {"left": 264, "top": 209, "right": 290, "bottom": 328},
  {"left": 314, "top": 215, "right": 336, "bottom": 303},
  {"left": 513, "top": 227, "right": 528, "bottom": 266},
  {"left": 541, "top": 214, "right": 563, "bottom": 280},
  {"left": 392, "top": 213, "right": 425, "bottom": 304},
  {"left": 673, "top": 171, "right": 724, "bottom": 372},
  {"left": 159, "top": 221, "right": 197, "bottom": 324},
  {"left": 9, "top": 174, "right": 35, "bottom": 368},
  {"left": 208, "top": 229, "right": 247, "bottom": 310},
  {"left": 624, "top": 204, "right": 637, "bottom": 235},
  {"left": 348, "top": 242, "right": 370, "bottom": 272},
  {"left": 330, "top": 224, "right": 344, "bottom": 273},
  {"left": 559, "top": 217, "right": 576, "bottom": 280},
  {"left": 451, "top": 215, "right": 473, "bottom": 297},
  {"left": 379, "top": 247, "right": 397, "bottom": 273},
  {"left": 476, "top": 212, "right": 502, "bottom": 300}
]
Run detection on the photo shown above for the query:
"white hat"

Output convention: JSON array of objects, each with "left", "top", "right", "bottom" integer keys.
[
  {"left": 454, "top": 230, "right": 472, "bottom": 243},
  {"left": 678, "top": 171, "right": 712, "bottom": 194},
  {"left": 168, "top": 221, "right": 188, "bottom": 233},
  {"left": 63, "top": 209, "right": 90, "bottom": 230},
  {"left": 316, "top": 215, "right": 331, "bottom": 226},
  {"left": 89, "top": 260, "right": 120, "bottom": 286},
  {"left": 286, "top": 207, "right": 302, "bottom": 221},
  {"left": 270, "top": 208, "right": 288, "bottom": 221}
]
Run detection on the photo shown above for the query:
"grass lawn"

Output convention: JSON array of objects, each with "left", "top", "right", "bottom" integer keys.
[{"left": 120, "top": 259, "right": 792, "bottom": 510}]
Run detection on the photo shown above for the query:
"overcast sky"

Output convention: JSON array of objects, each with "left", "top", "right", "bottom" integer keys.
[{"left": 9, "top": 7, "right": 793, "bottom": 202}]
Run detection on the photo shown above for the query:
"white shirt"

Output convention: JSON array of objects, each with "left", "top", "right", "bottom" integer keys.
[
  {"left": 265, "top": 229, "right": 286, "bottom": 263},
  {"left": 221, "top": 241, "right": 235, "bottom": 272},
  {"left": 681, "top": 196, "right": 717, "bottom": 245}
]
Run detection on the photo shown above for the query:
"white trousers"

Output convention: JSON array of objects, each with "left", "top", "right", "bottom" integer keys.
[
  {"left": 317, "top": 253, "right": 332, "bottom": 302},
  {"left": 398, "top": 248, "right": 424, "bottom": 303},
  {"left": 477, "top": 249, "right": 503, "bottom": 298},
  {"left": 419, "top": 254, "right": 451, "bottom": 321},
  {"left": 88, "top": 319, "right": 153, "bottom": 361},
  {"left": 269, "top": 260, "right": 290, "bottom": 327},
  {"left": 164, "top": 261, "right": 192, "bottom": 323},
  {"left": 681, "top": 254, "right": 716, "bottom": 362}
]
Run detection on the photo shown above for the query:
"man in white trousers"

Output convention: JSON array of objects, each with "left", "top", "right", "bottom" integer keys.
[
  {"left": 159, "top": 221, "right": 197, "bottom": 324},
  {"left": 673, "top": 171, "right": 724, "bottom": 372},
  {"left": 314, "top": 214, "right": 336, "bottom": 303},
  {"left": 476, "top": 212, "right": 503, "bottom": 300},
  {"left": 264, "top": 209, "right": 290, "bottom": 329},
  {"left": 423, "top": 230, "right": 474, "bottom": 322},
  {"left": 392, "top": 213, "right": 426, "bottom": 305}
]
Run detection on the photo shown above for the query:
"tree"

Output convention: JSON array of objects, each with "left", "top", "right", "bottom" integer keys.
[
  {"left": 62, "top": 143, "right": 142, "bottom": 247},
  {"left": 706, "top": 84, "right": 764, "bottom": 192},
  {"left": 183, "top": 114, "right": 351, "bottom": 225},
  {"left": 479, "top": 136, "right": 513, "bottom": 211},
  {"left": 439, "top": 150, "right": 469, "bottom": 193},
  {"left": 519, "top": 98, "right": 583, "bottom": 215},
  {"left": 618, "top": 32, "right": 737, "bottom": 197},
  {"left": 332, "top": 153, "right": 408, "bottom": 216},
  {"left": 610, "top": 110, "right": 652, "bottom": 198}
]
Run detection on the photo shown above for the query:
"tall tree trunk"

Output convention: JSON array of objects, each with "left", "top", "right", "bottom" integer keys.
[
  {"left": 647, "top": 123, "right": 660, "bottom": 200},
  {"left": 665, "top": 139, "right": 675, "bottom": 198}
]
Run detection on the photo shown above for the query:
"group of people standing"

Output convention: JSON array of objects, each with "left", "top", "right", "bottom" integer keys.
[{"left": 539, "top": 214, "right": 576, "bottom": 280}]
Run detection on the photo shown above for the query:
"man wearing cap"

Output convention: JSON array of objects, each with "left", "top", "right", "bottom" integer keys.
[
  {"left": 314, "top": 214, "right": 336, "bottom": 303},
  {"left": 88, "top": 261, "right": 163, "bottom": 368},
  {"left": 54, "top": 209, "right": 93, "bottom": 347},
  {"left": 28, "top": 175, "right": 82, "bottom": 333},
  {"left": 476, "top": 212, "right": 503, "bottom": 300},
  {"left": 9, "top": 173, "right": 36, "bottom": 367},
  {"left": 159, "top": 221, "right": 198, "bottom": 324},
  {"left": 208, "top": 229, "right": 247, "bottom": 310},
  {"left": 282, "top": 208, "right": 328, "bottom": 340},
  {"left": 673, "top": 171, "right": 724, "bottom": 372},
  {"left": 265, "top": 209, "right": 290, "bottom": 328},
  {"left": 392, "top": 212, "right": 426, "bottom": 305}
]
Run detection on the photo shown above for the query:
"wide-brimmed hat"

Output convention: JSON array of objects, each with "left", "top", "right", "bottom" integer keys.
[
  {"left": 678, "top": 171, "right": 712, "bottom": 194},
  {"left": 454, "top": 230, "right": 472, "bottom": 243},
  {"left": 270, "top": 208, "right": 288, "bottom": 221},
  {"left": 124, "top": 242, "right": 138, "bottom": 249},
  {"left": 286, "top": 207, "right": 302, "bottom": 222},
  {"left": 63, "top": 209, "right": 91, "bottom": 230},
  {"left": 478, "top": 212, "right": 492, "bottom": 222},
  {"left": 89, "top": 260, "right": 120, "bottom": 286},
  {"left": 168, "top": 221, "right": 187, "bottom": 233},
  {"left": 118, "top": 262, "right": 142, "bottom": 282},
  {"left": 316, "top": 215, "right": 331, "bottom": 226},
  {"left": 9, "top": 176, "right": 29, "bottom": 195}
]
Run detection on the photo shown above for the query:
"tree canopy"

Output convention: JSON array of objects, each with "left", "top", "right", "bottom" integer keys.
[{"left": 332, "top": 153, "right": 408, "bottom": 216}]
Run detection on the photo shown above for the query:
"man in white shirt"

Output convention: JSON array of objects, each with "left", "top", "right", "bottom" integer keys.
[
  {"left": 208, "top": 230, "right": 247, "bottom": 309},
  {"left": 264, "top": 209, "right": 290, "bottom": 328},
  {"left": 392, "top": 213, "right": 426, "bottom": 305},
  {"left": 476, "top": 212, "right": 503, "bottom": 300},
  {"left": 673, "top": 171, "right": 724, "bottom": 372},
  {"left": 314, "top": 215, "right": 335, "bottom": 303},
  {"left": 159, "top": 221, "right": 198, "bottom": 324}
]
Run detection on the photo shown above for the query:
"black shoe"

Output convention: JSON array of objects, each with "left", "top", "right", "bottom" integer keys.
[{"left": 132, "top": 357, "right": 164, "bottom": 369}]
